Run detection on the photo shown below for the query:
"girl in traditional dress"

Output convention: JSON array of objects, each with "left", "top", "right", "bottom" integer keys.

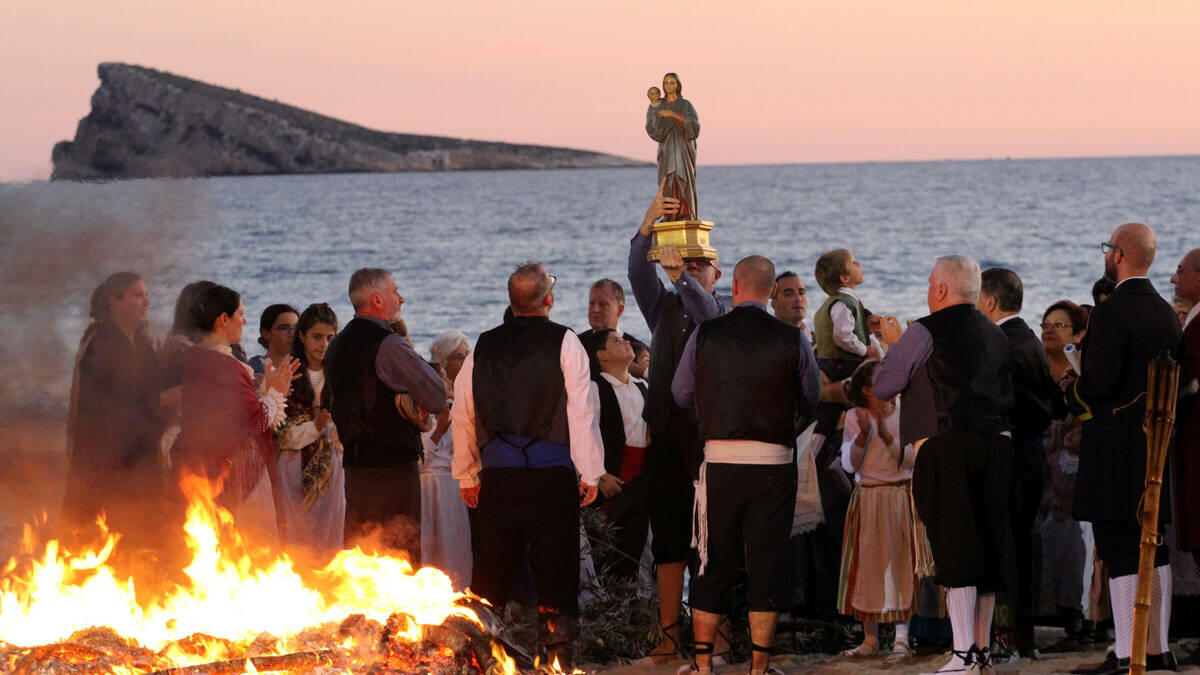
[
  {"left": 419, "top": 330, "right": 472, "bottom": 587},
  {"left": 172, "top": 284, "right": 298, "bottom": 544},
  {"left": 274, "top": 303, "right": 346, "bottom": 554},
  {"left": 837, "top": 359, "right": 918, "bottom": 659}
]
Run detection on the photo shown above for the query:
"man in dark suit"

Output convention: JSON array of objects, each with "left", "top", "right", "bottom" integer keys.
[
  {"left": 1170, "top": 248, "right": 1200, "bottom": 567},
  {"left": 1071, "top": 223, "right": 1182, "bottom": 674},
  {"left": 978, "top": 267, "right": 1060, "bottom": 658}
]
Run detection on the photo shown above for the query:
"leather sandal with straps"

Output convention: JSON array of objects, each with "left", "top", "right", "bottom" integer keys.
[
  {"left": 748, "top": 641, "right": 784, "bottom": 675},
  {"left": 677, "top": 641, "right": 714, "bottom": 675},
  {"left": 637, "top": 620, "right": 686, "bottom": 664}
]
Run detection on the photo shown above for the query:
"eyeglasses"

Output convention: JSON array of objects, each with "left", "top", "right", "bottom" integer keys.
[
  {"left": 548, "top": 274, "right": 557, "bottom": 287},
  {"left": 1100, "top": 242, "right": 1122, "bottom": 255},
  {"left": 684, "top": 258, "right": 715, "bottom": 270},
  {"left": 1040, "top": 321, "right": 1074, "bottom": 331}
]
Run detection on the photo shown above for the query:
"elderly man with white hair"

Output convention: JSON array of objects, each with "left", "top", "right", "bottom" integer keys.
[{"left": 872, "top": 255, "right": 1016, "bottom": 674}]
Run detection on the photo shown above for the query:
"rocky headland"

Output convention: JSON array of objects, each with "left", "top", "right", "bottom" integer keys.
[{"left": 52, "top": 63, "right": 645, "bottom": 180}]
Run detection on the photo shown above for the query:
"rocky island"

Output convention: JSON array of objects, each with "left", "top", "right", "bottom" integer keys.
[{"left": 52, "top": 63, "right": 645, "bottom": 180}]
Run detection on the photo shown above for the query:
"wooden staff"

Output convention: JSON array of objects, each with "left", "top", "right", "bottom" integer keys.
[{"left": 1130, "top": 353, "right": 1179, "bottom": 675}]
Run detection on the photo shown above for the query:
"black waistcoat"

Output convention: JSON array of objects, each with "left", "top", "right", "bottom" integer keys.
[
  {"left": 899, "top": 304, "right": 1014, "bottom": 447},
  {"left": 473, "top": 316, "right": 570, "bottom": 447},
  {"left": 594, "top": 374, "right": 648, "bottom": 474},
  {"left": 695, "top": 305, "right": 801, "bottom": 447},
  {"left": 645, "top": 293, "right": 698, "bottom": 437},
  {"left": 325, "top": 317, "right": 422, "bottom": 466}
]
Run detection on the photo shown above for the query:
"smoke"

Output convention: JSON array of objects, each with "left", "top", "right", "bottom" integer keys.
[{"left": 0, "top": 178, "right": 209, "bottom": 549}]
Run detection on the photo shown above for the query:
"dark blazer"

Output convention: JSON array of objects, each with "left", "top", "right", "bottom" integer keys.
[
  {"left": 1172, "top": 318, "right": 1200, "bottom": 550},
  {"left": 1000, "top": 318, "right": 1059, "bottom": 446},
  {"left": 1070, "top": 278, "right": 1182, "bottom": 524}
]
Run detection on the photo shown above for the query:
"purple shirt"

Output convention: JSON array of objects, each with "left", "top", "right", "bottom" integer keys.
[
  {"left": 871, "top": 321, "right": 935, "bottom": 399},
  {"left": 362, "top": 316, "right": 446, "bottom": 414}
]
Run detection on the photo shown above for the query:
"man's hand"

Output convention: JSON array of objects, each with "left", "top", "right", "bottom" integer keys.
[
  {"left": 460, "top": 485, "right": 480, "bottom": 509},
  {"left": 879, "top": 316, "right": 904, "bottom": 346},
  {"left": 659, "top": 245, "right": 684, "bottom": 283},
  {"left": 580, "top": 482, "right": 599, "bottom": 507},
  {"left": 598, "top": 473, "right": 625, "bottom": 498},
  {"left": 640, "top": 178, "right": 681, "bottom": 234}
]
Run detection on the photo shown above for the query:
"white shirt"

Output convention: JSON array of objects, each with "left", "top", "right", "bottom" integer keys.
[
  {"left": 451, "top": 329, "right": 605, "bottom": 488},
  {"left": 996, "top": 314, "right": 1021, "bottom": 327},
  {"left": 587, "top": 372, "right": 649, "bottom": 449},
  {"left": 840, "top": 403, "right": 912, "bottom": 485},
  {"left": 830, "top": 287, "right": 879, "bottom": 357},
  {"left": 1184, "top": 303, "right": 1199, "bottom": 331},
  {"left": 1115, "top": 275, "right": 1149, "bottom": 289}
]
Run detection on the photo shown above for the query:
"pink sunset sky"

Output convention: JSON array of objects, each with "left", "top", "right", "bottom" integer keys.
[{"left": 1, "top": 0, "right": 1198, "bottom": 182}]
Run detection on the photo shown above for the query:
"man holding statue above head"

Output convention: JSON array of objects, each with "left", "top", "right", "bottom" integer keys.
[{"left": 628, "top": 178, "right": 731, "bottom": 663}]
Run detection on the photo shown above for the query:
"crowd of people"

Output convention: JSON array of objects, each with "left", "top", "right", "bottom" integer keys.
[{"left": 61, "top": 187, "right": 1200, "bottom": 675}]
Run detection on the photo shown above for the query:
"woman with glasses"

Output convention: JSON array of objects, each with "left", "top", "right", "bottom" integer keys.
[
  {"left": 1037, "top": 299, "right": 1098, "bottom": 652},
  {"left": 249, "top": 304, "right": 299, "bottom": 375}
]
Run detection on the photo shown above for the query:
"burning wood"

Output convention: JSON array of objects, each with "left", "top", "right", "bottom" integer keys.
[
  {"left": 0, "top": 476, "right": 523, "bottom": 675},
  {"left": 147, "top": 650, "right": 334, "bottom": 675}
]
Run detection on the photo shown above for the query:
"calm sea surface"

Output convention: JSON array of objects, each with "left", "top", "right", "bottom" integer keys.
[{"left": 18, "top": 156, "right": 1200, "bottom": 364}]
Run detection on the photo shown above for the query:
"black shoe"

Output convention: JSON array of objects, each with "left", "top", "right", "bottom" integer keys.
[
  {"left": 1147, "top": 650, "right": 1179, "bottom": 671},
  {"left": 1069, "top": 651, "right": 1123, "bottom": 675}
]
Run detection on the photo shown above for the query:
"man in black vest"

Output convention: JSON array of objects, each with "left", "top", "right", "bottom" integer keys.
[
  {"left": 628, "top": 183, "right": 733, "bottom": 662},
  {"left": 672, "top": 255, "right": 820, "bottom": 675},
  {"left": 977, "top": 267, "right": 1060, "bottom": 658},
  {"left": 324, "top": 268, "right": 446, "bottom": 559},
  {"left": 451, "top": 261, "right": 604, "bottom": 667},
  {"left": 1068, "top": 224, "right": 1181, "bottom": 675},
  {"left": 872, "top": 254, "right": 1015, "bottom": 673}
]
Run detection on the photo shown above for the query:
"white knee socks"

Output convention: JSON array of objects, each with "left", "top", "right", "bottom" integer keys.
[
  {"left": 974, "top": 593, "right": 996, "bottom": 650},
  {"left": 946, "top": 586, "right": 978, "bottom": 653},
  {"left": 1109, "top": 573, "right": 1137, "bottom": 659},
  {"left": 1147, "top": 564, "right": 1172, "bottom": 655}
]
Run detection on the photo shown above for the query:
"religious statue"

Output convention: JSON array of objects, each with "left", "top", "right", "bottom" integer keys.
[
  {"left": 644, "top": 72, "right": 714, "bottom": 262},
  {"left": 645, "top": 72, "right": 700, "bottom": 219}
]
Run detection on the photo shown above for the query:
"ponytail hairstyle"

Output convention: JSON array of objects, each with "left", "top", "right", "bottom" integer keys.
[{"left": 846, "top": 359, "right": 882, "bottom": 409}]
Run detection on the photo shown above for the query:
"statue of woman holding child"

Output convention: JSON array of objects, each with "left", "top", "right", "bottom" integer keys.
[{"left": 645, "top": 72, "right": 700, "bottom": 220}]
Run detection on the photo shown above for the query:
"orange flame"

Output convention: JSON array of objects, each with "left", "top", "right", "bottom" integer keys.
[{"left": 0, "top": 474, "right": 482, "bottom": 667}]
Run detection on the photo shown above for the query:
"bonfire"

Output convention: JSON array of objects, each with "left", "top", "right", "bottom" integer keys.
[{"left": 0, "top": 475, "right": 526, "bottom": 675}]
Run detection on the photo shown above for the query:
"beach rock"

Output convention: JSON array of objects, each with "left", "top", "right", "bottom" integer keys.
[{"left": 52, "top": 63, "right": 646, "bottom": 180}]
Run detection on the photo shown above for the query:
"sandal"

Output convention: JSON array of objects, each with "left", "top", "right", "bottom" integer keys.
[
  {"left": 677, "top": 641, "right": 714, "bottom": 675},
  {"left": 637, "top": 621, "right": 685, "bottom": 664},
  {"left": 748, "top": 641, "right": 785, "bottom": 675},
  {"left": 889, "top": 639, "right": 913, "bottom": 659}
]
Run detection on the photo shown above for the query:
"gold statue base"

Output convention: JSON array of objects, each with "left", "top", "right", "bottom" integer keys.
[{"left": 647, "top": 219, "right": 717, "bottom": 261}]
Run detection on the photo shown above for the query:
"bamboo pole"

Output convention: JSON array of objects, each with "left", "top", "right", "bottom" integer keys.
[{"left": 1130, "top": 354, "right": 1179, "bottom": 675}]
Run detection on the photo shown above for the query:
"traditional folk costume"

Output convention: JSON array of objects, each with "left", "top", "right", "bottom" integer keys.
[
  {"left": 588, "top": 371, "right": 650, "bottom": 580},
  {"left": 325, "top": 316, "right": 445, "bottom": 560},
  {"left": 811, "top": 288, "right": 878, "bottom": 594},
  {"left": 275, "top": 368, "right": 346, "bottom": 553},
  {"left": 63, "top": 321, "right": 166, "bottom": 577},
  {"left": 672, "top": 302, "right": 821, "bottom": 667},
  {"left": 452, "top": 316, "right": 605, "bottom": 662},
  {"left": 836, "top": 402, "right": 917, "bottom": 629},
  {"left": 627, "top": 231, "right": 732, "bottom": 568},
  {"left": 172, "top": 343, "right": 286, "bottom": 543},
  {"left": 872, "top": 303, "right": 1015, "bottom": 671},
  {"left": 1069, "top": 277, "right": 1182, "bottom": 670}
]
